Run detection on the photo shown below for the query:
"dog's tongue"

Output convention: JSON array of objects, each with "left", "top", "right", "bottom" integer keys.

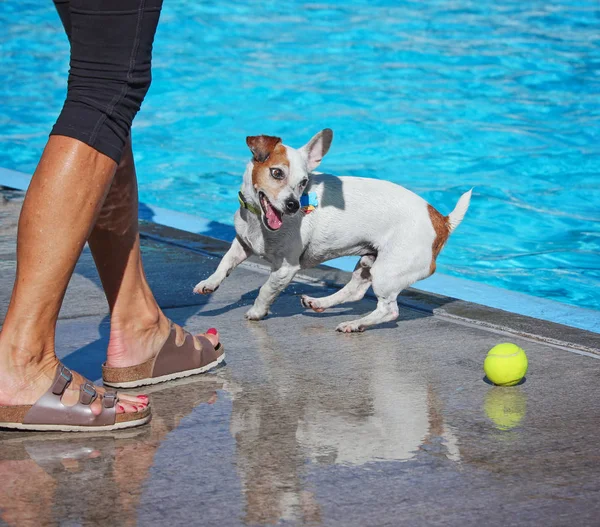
[{"left": 264, "top": 199, "right": 283, "bottom": 230}]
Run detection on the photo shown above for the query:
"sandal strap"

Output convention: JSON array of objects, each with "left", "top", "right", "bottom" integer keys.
[
  {"left": 103, "top": 390, "right": 117, "bottom": 409},
  {"left": 79, "top": 382, "right": 97, "bottom": 406},
  {"left": 23, "top": 363, "right": 116, "bottom": 427},
  {"left": 151, "top": 320, "right": 219, "bottom": 379},
  {"left": 51, "top": 365, "right": 73, "bottom": 396}
]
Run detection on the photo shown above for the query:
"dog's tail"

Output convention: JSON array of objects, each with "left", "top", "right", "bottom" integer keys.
[{"left": 447, "top": 188, "right": 473, "bottom": 233}]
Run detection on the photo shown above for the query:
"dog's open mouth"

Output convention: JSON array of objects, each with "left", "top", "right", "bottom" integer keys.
[{"left": 259, "top": 192, "right": 283, "bottom": 231}]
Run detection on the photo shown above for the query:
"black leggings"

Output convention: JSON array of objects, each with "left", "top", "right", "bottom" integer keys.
[{"left": 51, "top": 0, "right": 163, "bottom": 163}]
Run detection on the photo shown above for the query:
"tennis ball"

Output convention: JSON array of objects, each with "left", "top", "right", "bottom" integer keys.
[
  {"left": 484, "top": 343, "right": 528, "bottom": 386},
  {"left": 484, "top": 387, "right": 526, "bottom": 430}
]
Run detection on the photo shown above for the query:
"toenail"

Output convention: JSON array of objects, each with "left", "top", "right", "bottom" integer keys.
[{"left": 207, "top": 328, "right": 218, "bottom": 335}]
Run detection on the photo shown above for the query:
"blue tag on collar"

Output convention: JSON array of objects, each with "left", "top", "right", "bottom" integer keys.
[{"left": 300, "top": 192, "right": 318, "bottom": 208}]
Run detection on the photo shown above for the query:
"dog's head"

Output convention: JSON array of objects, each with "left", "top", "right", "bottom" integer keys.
[{"left": 243, "top": 129, "right": 333, "bottom": 231}]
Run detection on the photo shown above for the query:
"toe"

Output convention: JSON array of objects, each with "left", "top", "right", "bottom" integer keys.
[
  {"left": 116, "top": 392, "right": 149, "bottom": 405},
  {"left": 90, "top": 398, "right": 103, "bottom": 416},
  {"left": 91, "top": 393, "right": 146, "bottom": 416},
  {"left": 116, "top": 399, "right": 142, "bottom": 414},
  {"left": 96, "top": 392, "right": 146, "bottom": 416},
  {"left": 199, "top": 328, "right": 219, "bottom": 348}
]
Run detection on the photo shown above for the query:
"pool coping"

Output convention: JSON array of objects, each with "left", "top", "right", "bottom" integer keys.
[{"left": 2, "top": 166, "right": 598, "bottom": 355}]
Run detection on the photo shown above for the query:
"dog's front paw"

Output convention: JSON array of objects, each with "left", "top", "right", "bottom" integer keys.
[
  {"left": 245, "top": 306, "right": 268, "bottom": 321},
  {"left": 193, "top": 279, "right": 220, "bottom": 295},
  {"left": 336, "top": 321, "right": 365, "bottom": 333},
  {"left": 300, "top": 295, "right": 326, "bottom": 313}
]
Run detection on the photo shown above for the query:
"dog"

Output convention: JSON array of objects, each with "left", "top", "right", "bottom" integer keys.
[{"left": 194, "top": 129, "right": 472, "bottom": 332}]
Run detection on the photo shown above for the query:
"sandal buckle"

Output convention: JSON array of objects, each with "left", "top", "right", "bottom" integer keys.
[
  {"left": 79, "top": 381, "right": 97, "bottom": 405},
  {"left": 52, "top": 366, "right": 73, "bottom": 395},
  {"left": 82, "top": 382, "right": 95, "bottom": 398},
  {"left": 103, "top": 390, "right": 117, "bottom": 409}
]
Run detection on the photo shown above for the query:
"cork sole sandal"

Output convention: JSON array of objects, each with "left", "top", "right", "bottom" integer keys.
[
  {"left": 102, "top": 321, "right": 225, "bottom": 389},
  {"left": 0, "top": 365, "right": 151, "bottom": 432}
]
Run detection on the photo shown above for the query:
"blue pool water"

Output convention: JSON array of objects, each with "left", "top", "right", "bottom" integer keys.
[{"left": 1, "top": 1, "right": 599, "bottom": 312}]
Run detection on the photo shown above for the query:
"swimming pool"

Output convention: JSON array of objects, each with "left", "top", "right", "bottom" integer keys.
[{"left": 1, "top": 0, "right": 599, "bottom": 312}]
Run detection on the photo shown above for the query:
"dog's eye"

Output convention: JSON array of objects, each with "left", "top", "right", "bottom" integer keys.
[
  {"left": 300, "top": 178, "right": 309, "bottom": 187},
  {"left": 270, "top": 168, "right": 285, "bottom": 180}
]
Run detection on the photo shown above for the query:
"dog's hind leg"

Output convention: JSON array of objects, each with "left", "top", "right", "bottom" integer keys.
[
  {"left": 335, "top": 256, "right": 424, "bottom": 333},
  {"left": 301, "top": 255, "right": 375, "bottom": 312}
]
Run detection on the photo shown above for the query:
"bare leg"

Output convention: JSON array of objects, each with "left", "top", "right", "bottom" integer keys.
[
  {"left": 301, "top": 255, "right": 374, "bottom": 312},
  {"left": 0, "top": 137, "right": 145, "bottom": 414},
  {"left": 193, "top": 237, "right": 252, "bottom": 295},
  {"left": 88, "top": 138, "right": 220, "bottom": 369}
]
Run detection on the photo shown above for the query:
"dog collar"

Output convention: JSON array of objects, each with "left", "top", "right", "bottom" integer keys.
[
  {"left": 238, "top": 190, "right": 319, "bottom": 216},
  {"left": 238, "top": 191, "right": 261, "bottom": 216}
]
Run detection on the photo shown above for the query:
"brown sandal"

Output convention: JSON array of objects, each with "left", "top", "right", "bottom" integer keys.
[
  {"left": 102, "top": 320, "right": 225, "bottom": 389},
  {"left": 0, "top": 364, "right": 151, "bottom": 432}
]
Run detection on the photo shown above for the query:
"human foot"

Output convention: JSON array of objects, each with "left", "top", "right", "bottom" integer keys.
[
  {"left": 103, "top": 317, "right": 224, "bottom": 389},
  {"left": 0, "top": 362, "right": 150, "bottom": 431},
  {"left": 105, "top": 311, "right": 220, "bottom": 370},
  {"left": 0, "top": 350, "right": 147, "bottom": 415}
]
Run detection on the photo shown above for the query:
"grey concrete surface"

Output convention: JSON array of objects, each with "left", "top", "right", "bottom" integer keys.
[{"left": 1, "top": 188, "right": 600, "bottom": 527}]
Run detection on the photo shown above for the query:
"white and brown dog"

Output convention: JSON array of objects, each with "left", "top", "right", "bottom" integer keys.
[{"left": 194, "top": 129, "right": 472, "bottom": 332}]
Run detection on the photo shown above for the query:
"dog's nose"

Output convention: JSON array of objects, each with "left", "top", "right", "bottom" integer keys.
[{"left": 285, "top": 198, "right": 300, "bottom": 214}]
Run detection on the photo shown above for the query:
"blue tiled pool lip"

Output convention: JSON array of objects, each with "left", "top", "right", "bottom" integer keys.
[{"left": 1, "top": 166, "right": 598, "bottom": 336}]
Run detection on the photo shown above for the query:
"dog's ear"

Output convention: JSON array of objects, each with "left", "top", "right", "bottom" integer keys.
[
  {"left": 246, "top": 135, "right": 282, "bottom": 163},
  {"left": 300, "top": 129, "right": 333, "bottom": 172}
]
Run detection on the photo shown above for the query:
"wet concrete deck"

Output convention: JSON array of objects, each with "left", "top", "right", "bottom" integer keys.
[{"left": 1, "top": 187, "right": 600, "bottom": 526}]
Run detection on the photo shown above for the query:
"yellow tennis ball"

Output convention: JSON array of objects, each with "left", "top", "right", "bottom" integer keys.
[{"left": 484, "top": 343, "right": 528, "bottom": 386}]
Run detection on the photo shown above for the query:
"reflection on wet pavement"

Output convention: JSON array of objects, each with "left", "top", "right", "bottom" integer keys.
[
  {"left": 230, "top": 324, "right": 462, "bottom": 524},
  {"left": 484, "top": 387, "right": 527, "bottom": 432}
]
